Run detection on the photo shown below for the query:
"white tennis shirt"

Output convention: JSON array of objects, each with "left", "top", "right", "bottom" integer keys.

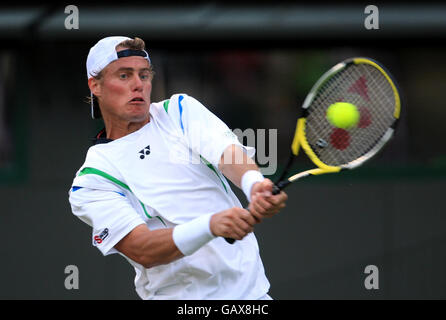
[{"left": 68, "top": 94, "right": 270, "bottom": 299}]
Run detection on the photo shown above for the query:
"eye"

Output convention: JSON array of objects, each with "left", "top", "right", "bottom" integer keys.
[
  {"left": 140, "top": 73, "right": 149, "bottom": 80},
  {"left": 119, "top": 73, "right": 128, "bottom": 79}
]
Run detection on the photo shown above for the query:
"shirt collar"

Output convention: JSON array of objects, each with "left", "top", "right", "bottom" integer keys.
[{"left": 91, "top": 128, "right": 113, "bottom": 145}]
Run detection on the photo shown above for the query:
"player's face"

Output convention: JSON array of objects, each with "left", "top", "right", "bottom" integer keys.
[{"left": 95, "top": 54, "right": 152, "bottom": 123}]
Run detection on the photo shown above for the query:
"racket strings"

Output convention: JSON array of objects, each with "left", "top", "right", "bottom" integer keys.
[
  {"left": 305, "top": 63, "right": 396, "bottom": 167},
  {"left": 336, "top": 67, "right": 391, "bottom": 161},
  {"left": 321, "top": 66, "right": 392, "bottom": 163}
]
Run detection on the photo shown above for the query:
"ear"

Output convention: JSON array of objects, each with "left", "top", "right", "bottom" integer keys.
[{"left": 88, "top": 77, "right": 102, "bottom": 98}]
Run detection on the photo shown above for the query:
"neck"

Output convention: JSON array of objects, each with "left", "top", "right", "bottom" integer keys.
[{"left": 103, "top": 116, "right": 150, "bottom": 140}]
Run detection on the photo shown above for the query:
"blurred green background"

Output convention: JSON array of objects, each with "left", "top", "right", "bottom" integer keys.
[{"left": 1, "top": 2, "right": 446, "bottom": 299}]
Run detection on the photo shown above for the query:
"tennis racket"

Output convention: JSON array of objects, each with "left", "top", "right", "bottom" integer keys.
[{"left": 225, "top": 57, "right": 401, "bottom": 244}]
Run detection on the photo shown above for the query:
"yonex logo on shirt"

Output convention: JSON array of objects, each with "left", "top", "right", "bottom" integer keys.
[{"left": 139, "top": 145, "right": 151, "bottom": 159}]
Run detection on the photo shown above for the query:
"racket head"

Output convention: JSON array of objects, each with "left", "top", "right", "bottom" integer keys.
[{"left": 290, "top": 57, "right": 401, "bottom": 173}]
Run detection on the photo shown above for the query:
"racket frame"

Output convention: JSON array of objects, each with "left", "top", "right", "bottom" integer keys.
[{"left": 279, "top": 57, "right": 401, "bottom": 187}]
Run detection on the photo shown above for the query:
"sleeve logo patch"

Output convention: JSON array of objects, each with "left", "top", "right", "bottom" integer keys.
[{"left": 93, "top": 228, "right": 109, "bottom": 245}]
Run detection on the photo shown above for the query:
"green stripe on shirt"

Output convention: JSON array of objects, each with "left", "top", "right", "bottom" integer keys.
[
  {"left": 78, "top": 167, "right": 168, "bottom": 227},
  {"left": 163, "top": 99, "right": 170, "bottom": 113},
  {"left": 199, "top": 156, "right": 228, "bottom": 193}
]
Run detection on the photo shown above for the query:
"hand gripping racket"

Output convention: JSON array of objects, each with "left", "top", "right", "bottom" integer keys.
[{"left": 225, "top": 57, "right": 401, "bottom": 244}]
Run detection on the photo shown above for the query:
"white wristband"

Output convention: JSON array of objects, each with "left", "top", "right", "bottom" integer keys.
[
  {"left": 172, "top": 213, "right": 217, "bottom": 256},
  {"left": 241, "top": 170, "right": 265, "bottom": 202}
]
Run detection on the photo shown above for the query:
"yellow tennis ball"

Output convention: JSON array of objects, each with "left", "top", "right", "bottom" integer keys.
[{"left": 326, "top": 102, "right": 360, "bottom": 129}]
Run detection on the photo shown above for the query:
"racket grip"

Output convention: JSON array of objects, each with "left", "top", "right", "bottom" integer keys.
[
  {"left": 272, "top": 184, "right": 281, "bottom": 195},
  {"left": 273, "top": 180, "right": 291, "bottom": 194}
]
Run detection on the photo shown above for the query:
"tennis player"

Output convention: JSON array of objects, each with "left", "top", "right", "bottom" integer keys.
[{"left": 68, "top": 36, "right": 287, "bottom": 300}]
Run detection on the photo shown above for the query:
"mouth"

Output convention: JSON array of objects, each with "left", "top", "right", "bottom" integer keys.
[{"left": 129, "top": 97, "right": 145, "bottom": 104}]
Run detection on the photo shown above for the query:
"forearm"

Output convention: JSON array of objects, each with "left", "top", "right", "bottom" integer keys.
[
  {"left": 116, "top": 214, "right": 216, "bottom": 268},
  {"left": 218, "top": 144, "right": 259, "bottom": 188},
  {"left": 115, "top": 206, "right": 258, "bottom": 268}
]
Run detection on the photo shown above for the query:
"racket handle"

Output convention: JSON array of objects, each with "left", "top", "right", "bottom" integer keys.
[{"left": 273, "top": 180, "right": 291, "bottom": 194}]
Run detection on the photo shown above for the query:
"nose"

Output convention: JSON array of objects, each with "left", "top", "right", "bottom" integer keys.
[{"left": 131, "top": 75, "right": 143, "bottom": 92}]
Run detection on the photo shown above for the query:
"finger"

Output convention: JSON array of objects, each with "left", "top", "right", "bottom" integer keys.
[
  {"left": 259, "top": 179, "right": 273, "bottom": 196},
  {"left": 269, "top": 200, "right": 286, "bottom": 213},
  {"left": 237, "top": 218, "right": 254, "bottom": 234},
  {"left": 224, "top": 210, "right": 252, "bottom": 238},
  {"left": 251, "top": 200, "right": 272, "bottom": 219},
  {"left": 270, "top": 202, "right": 286, "bottom": 215},
  {"left": 264, "top": 191, "right": 288, "bottom": 206},
  {"left": 249, "top": 210, "right": 263, "bottom": 224},
  {"left": 252, "top": 179, "right": 273, "bottom": 196},
  {"left": 250, "top": 194, "right": 266, "bottom": 213},
  {"left": 221, "top": 220, "right": 241, "bottom": 240},
  {"left": 263, "top": 178, "right": 274, "bottom": 190},
  {"left": 237, "top": 207, "right": 257, "bottom": 222},
  {"left": 254, "top": 197, "right": 284, "bottom": 217},
  {"left": 276, "top": 191, "right": 288, "bottom": 203},
  {"left": 255, "top": 193, "right": 280, "bottom": 215},
  {"left": 240, "top": 209, "right": 258, "bottom": 226},
  {"left": 254, "top": 195, "right": 274, "bottom": 212},
  {"left": 247, "top": 202, "right": 264, "bottom": 222},
  {"left": 232, "top": 223, "right": 251, "bottom": 240}
]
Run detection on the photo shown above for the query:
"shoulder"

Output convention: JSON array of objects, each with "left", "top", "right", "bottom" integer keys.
[
  {"left": 156, "top": 93, "right": 206, "bottom": 115},
  {"left": 70, "top": 145, "right": 124, "bottom": 189},
  {"left": 152, "top": 94, "right": 210, "bottom": 133},
  {"left": 83, "top": 144, "right": 113, "bottom": 170}
]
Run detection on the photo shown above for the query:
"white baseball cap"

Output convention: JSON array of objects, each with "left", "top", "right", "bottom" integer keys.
[{"left": 86, "top": 36, "right": 151, "bottom": 119}]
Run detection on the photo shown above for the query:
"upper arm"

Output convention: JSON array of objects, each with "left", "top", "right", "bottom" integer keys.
[
  {"left": 114, "top": 224, "right": 150, "bottom": 252},
  {"left": 69, "top": 186, "right": 146, "bottom": 256},
  {"left": 113, "top": 224, "right": 152, "bottom": 263},
  {"left": 166, "top": 94, "right": 255, "bottom": 169},
  {"left": 218, "top": 144, "right": 258, "bottom": 188}
]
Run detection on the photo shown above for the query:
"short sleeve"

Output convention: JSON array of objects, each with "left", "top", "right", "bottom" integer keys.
[
  {"left": 166, "top": 94, "right": 255, "bottom": 168},
  {"left": 69, "top": 187, "right": 145, "bottom": 256}
]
